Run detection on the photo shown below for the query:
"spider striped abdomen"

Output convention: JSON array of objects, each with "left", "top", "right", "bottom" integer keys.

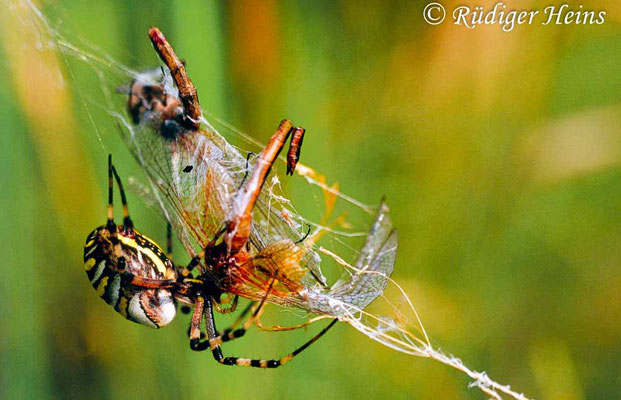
[{"left": 84, "top": 226, "right": 177, "bottom": 328}]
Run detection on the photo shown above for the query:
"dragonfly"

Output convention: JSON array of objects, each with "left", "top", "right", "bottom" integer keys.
[{"left": 85, "top": 27, "right": 398, "bottom": 368}]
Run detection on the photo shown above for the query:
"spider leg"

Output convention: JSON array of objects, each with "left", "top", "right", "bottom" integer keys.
[
  {"left": 224, "top": 119, "right": 306, "bottom": 253},
  {"left": 188, "top": 296, "right": 207, "bottom": 345},
  {"left": 148, "top": 27, "right": 201, "bottom": 129},
  {"left": 191, "top": 276, "right": 276, "bottom": 350},
  {"left": 197, "top": 298, "right": 337, "bottom": 368},
  {"left": 166, "top": 223, "right": 173, "bottom": 260},
  {"left": 187, "top": 300, "right": 256, "bottom": 340},
  {"left": 106, "top": 154, "right": 116, "bottom": 229},
  {"left": 108, "top": 157, "right": 171, "bottom": 285},
  {"left": 121, "top": 272, "right": 176, "bottom": 289},
  {"left": 190, "top": 274, "right": 336, "bottom": 367},
  {"left": 110, "top": 164, "right": 134, "bottom": 228},
  {"left": 175, "top": 247, "right": 207, "bottom": 279}
]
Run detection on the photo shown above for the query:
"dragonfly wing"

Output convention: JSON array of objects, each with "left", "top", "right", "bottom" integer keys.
[
  {"left": 118, "top": 104, "right": 326, "bottom": 285},
  {"left": 303, "top": 201, "right": 397, "bottom": 315},
  {"left": 120, "top": 120, "right": 238, "bottom": 254}
]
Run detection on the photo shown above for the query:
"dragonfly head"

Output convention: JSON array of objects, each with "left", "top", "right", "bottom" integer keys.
[{"left": 126, "top": 69, "right": 185, "bottom": 138}]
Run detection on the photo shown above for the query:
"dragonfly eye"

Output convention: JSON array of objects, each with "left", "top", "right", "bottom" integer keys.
[
  {"left": 174, "top": 106, "right": 184, "bottom": 121},
  {"left": 161, "top": 119, "right": 183, "bottom": 140}
]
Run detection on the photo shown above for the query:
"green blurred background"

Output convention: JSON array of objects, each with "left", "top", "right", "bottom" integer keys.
[{"left": 1, "top": 1, "right": 619, "bottom": 399}]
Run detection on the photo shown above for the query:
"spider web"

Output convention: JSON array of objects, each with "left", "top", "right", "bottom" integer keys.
[{"left": 6, "top": 2, "right": 531, "bottom": 399}]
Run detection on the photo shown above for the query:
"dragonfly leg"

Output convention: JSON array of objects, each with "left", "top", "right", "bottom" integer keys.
[
  {"left": 255, "top": 315, "right": 332, "bottom": 332},
  {"left": 224, "top": 119, "right": 306, "bottom": 253},
  {"left": 215, "top": 301, "right": 257, "bottom": 335},
  {"left": 212, "top": 294, "right": 239, "bottom": 314},
  {"left": 191, "top": 300, "right": 325, "bottom": 337}
]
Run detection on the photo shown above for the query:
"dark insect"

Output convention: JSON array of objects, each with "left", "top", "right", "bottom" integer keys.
[{"left": 84, "top": 27, "right": 397, "bottom": 369}]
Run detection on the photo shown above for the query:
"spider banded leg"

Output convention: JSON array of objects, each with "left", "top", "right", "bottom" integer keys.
[
  {"left": 187, "top": 300, "right": 257, "bottom": 340},
  {"left": 189, "top": 296, "right": 207, "bottom": 346},
  {"left": 166, "top": 223, "right": 173, "bottom": 259},
  {"left": 191, "top": 276, "right": 276, "bottom": 350},
  {"left": 237, "top": 152, "right": 256, "bottom": 191},
  {"left": 101, "top": 165, "right": 176, "bottom": 288},
  {"left": 104, "top": 155, "right": 134, "bottom": 270},
  {"left": 106, "top": 154, "right": 115, "bottom": 229},
  {"left": 224, "top": 119, "right": 306, "bottom": 253},
  {"left": 123, "top": 274, "right": 176, "bottom": 289},
  {"left": 110, "top": 164, "right": 133, "bottom": 228},
  {"left": 177, "top": 250, "right": 204, "bottom": 316},
  {"left": 192, "top": 298, "right": 337, "bottom": 368},
  {"left": 177, "top": 225, "right": 223, "bottom": 279}
]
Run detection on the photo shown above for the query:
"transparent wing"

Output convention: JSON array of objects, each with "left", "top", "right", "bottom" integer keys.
[
  {"left": 225, "top": 202, "right": 398, "bottom": 316},
  {"left": 116, "top": 69, "right": 399, "bottom": 316},
  {"left": 329, "top": 202, "right": 397, "bottom": 310},
  {"left": 119, "top": 118, "right": 237, "bottom": 253},
  {"left": 117, "top": 112, "right": 325, "bottom": 286}
]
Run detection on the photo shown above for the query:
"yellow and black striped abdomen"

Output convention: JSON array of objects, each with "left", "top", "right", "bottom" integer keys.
[{"left": 84, "top": 227, "right": 176, "bottom": 328}]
